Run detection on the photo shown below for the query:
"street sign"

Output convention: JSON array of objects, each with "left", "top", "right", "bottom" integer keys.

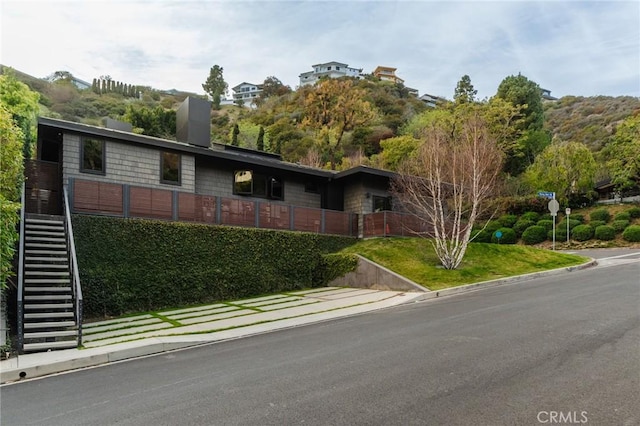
[
  {"left": 548, "top": 199, "right": 560, "bottom": 216},
  {"left": 538, "top": 191, "right": 555, "bottom": 199},
  {"left": 565, "top": 208, "right": 571, "bottom": 215},
  {"left": 495, "top": 230, "right": 503, "bottom": 239}
]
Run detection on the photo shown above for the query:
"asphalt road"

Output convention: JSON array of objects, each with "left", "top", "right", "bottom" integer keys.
[{"left": 2, "top": 252, "right": 639, "bottom": 425}]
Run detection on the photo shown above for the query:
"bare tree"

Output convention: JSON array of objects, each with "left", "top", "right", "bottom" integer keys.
[{"left": 392, "top": 106, "right": 503, "bottom": 269}]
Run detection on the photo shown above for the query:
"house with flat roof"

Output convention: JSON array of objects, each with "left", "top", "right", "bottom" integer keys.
[
  {"left": 372, "top": 66, "right": 404, "bottom": 85},
  {"left": 299, "top": 62, "right": 363, "bottom": 87},
  {"left": 231, "top": 82, "right": 263, "bottom": 107}
]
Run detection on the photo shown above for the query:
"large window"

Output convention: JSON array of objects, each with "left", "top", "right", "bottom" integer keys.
[
  {"left": 373, "top": 195, "right": 392, "bottom": 212},
  {"left": 81, "top": 138, "right": 105, "bottom": 174},
  {"left": 234, "top": 170, "right": 283, "bottom": 200},
  {"left": 161, "top": 151, "right": 181, "bottom": 185}
]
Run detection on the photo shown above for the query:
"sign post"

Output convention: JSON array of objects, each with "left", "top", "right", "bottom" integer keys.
[
  {"left": 565, "top": 207, "right": 571, "bottom": 243},
  {"left": 548, "top": 199, "right": 560, "bottom": 250}
]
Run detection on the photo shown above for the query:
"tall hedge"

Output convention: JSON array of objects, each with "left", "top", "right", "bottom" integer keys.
[{"left": 72, "top": 215, "right": 356, "bottom": 317}]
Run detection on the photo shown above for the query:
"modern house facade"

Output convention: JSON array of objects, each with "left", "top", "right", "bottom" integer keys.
[
  {"left": 372, "top": 66, "right": 404, "bottom": 85},
  {"left": 231, "top": 82, "right": 263, "bottom": 106},
  {"left": 299, "top": 62, "right": 363, "bottom": 87}
]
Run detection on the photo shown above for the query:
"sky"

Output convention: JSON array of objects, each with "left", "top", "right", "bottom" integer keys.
[{"left": 1, "top": 0, "right": 639, "bottom": 100}]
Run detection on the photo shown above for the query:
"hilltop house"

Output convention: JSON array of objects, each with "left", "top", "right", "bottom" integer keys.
[
  {"left": 231, "top": 82, "right": 263, "bottom": 107},
  {"left": 299, "top": 62, "right": 363, "bottom": 87},
  {"left": 372, "top": 66, "right": 404, "bottom": 85}
]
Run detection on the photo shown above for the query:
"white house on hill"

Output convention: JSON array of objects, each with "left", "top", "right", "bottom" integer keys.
[{"left": 299, "top": 61, "right": 363, "bottom": 86}]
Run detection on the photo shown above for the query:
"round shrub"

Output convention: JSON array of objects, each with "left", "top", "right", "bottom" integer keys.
[
  {"left": 471, "top": 229, "right": 492, "bottom": 243},
  {"left": 536, "top": 219, "right": 554, "bottom": 232},
  {"left": 589, "top": 220, "right": 606, "bottom": 229},
  {"left": 549, "top": 227, "right": 567, "bottom": 242},
  {"left": 626, "top": 206, "right": 640, "bottom": 219},
  {"left": 513, "top": 219, "right": 535, "bottom": 237},
  {"left": 614, "top": 212, "right": 631, "bottom": 221},
  {"left": 520, "top": 211, "right": 540, "bottom": 222},
  {"left": 498, "top": 214, "right": 518, "bottom": 228},
  {"left": 571, "top": 224, "right": 594, "bottom": 242},
  {"left": 622, "top": 225, "right": 640, "bottom": 242},
  {"left": 589, "top": 209, "right": 610, "bottom": 223},
  {"left": 521, "top": 225, "right": 547, "bottom": 245},
  {"left": 491, "top": 228, "right": 517, "bottom": 244},
  {"left": 483, "top": 220, "right": 502, "bottom": 233},
  {"left": 594, "top": 225, "right": 615, "bottom": 241},
  {"left": 557, "top": 219, "right": 581, "bottom": 231},
  {"left": 570, "top": 214, "right": 584, "bottom": 223},
  {"left": 612, "top": 219, "right": 630, "bottom": 233}
]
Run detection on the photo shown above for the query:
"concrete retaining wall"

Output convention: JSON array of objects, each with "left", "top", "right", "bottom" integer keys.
[{"left": 329, "top": 255, "right": 427, "bottom": 292}]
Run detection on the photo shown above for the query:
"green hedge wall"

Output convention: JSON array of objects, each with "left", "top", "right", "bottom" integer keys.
[{"left": 72, "top": 215, "right": 357, "bottom": 317}]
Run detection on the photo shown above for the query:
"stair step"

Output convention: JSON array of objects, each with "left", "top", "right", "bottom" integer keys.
[
  {"left": 25, "top": 230, "right": 66, "bottom": 237},
  {"left": 25, "top": 250, "right": 67, "bottom": 257},
  {"left": 25, "top": 303, "right": 73, "bottom": 310},
  {"left": 23, "top": 340, "right": 78, "bottom": 352},
  {"left": 25, "top": 236, "right": 66, "bottom": 243},
  {"left": 26, "top": 264, "right": 69, "bottom": 270},
  {"left": 24, "top": 271, "right": 69, "bottom": 277},
  {"left": 24, "top": 330, "right": 78, "bottom": 339},
  {"left": 25, "top": 278, "right": 71, "bottom": 284},
  {"left": 25, "top": 222, "right": 64, "bottom": 229},
  {"left": 24, "top": 321, "right": 76, "bottom": 329},
  {"left": 25, "top": 286, "right": 72, "bottom": 293},
  {"left": 25, "top": 257, "right": 68, "bottom": 262},
  {"left": 25, "top": 311, "right": 74, "bottom": 319},
  {"left": 25, "top": 294, "right": 72, "bottom": 301},
  {"left": 25, "top": 243, "right": 67, "bottom": 249}
]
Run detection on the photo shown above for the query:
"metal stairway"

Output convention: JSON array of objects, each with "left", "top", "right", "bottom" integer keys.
[{"left": 20, "top": 214, "right": 78, "bottom": 352}]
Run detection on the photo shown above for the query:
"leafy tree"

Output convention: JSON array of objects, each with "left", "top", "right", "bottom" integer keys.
[
  {"left": 202, "top": 65, "right": 228, "bottom": 110},
  {"left": 257, "top": 126, "right": 265, "bottom": 151},
  {"left": 603, "top": 114, "right": 640, "bottom": 191},
  {"left": 0, "top": 69, "right": 40, "bottom": 158},
  {"left": 0, "top": 104, "right": 24, "bottom": 290},
  {"left": 453, "top": 74, "right": 477, "bottom": 104},
  {"left": 123, "top": 104, "right": 176, "bottom": 138},
  {"left": 374, "top": 135, "right": 420, "bottom": 170},
  {"left": 260, "top": 76, "right": 291, "bottom": 100},
  {"left": 524, "top": 141, "right": 597, "bottom": 206},
  {"left": 231, "top": 123, "right": 239, "bottom": 146},
  {"left": 392, "top": 104, "right": 504, "bottom": 269},
  {"left": 302, "top": 79, "right": 377, "bottom": 169}
]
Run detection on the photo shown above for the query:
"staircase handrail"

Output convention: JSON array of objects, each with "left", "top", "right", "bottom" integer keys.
[
  {"left": 62, "top": 185, "right": 83, "bottom": 347},
  {"left": 17, "top": 181, "right": 26, "bottom": 352}
]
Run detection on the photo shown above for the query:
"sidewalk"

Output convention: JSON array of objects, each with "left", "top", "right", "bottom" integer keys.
[{"left": 1, "top": 287, "right": 423, "bottom": 384}]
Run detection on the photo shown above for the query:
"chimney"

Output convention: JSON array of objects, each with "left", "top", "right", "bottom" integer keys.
[
  {"left": 176, "top": 96, "right": 211, "bottom": 148},
  {"left": 104, "top": 117, "right": 133, "bottom": 133}
]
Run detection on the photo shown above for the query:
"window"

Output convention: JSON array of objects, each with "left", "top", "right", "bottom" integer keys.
[
  {"left": 161, "top": 151, "right": 181, "bottom": 185},
  {"left": 81, "top": 138, "right": 105, "bottom": 174},
  {"left": 234, "top": 170, "right": 283, "bottom": 200},
  {"left": 305, "top": 181, "right": 320, "bottom": 194},
  {"left": 373, "top": 195, "right": 392, "bottom": 212}
]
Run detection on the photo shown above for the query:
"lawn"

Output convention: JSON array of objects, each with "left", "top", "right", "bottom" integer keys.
[{"left": 339, "top": 237, "right": 589, "bottom": 291}]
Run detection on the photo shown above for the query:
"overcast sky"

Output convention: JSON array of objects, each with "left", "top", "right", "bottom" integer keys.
[{"left": 2, "top": 1, "right": 638, "bottom": 100}]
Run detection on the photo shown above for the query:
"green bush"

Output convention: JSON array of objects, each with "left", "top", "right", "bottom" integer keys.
[
  {"left": 570, "top": 214, "right": 584, "bottom": 223},
  {"left": 521, "top": 226, "right": 547, "bottom": 245},
  {"left": 498, "top": 214, "right": 518, "bottom": 228},
  {"left": 622, "top": 225, "right": 640, "bottom": 242},
  {"left": 626, "top": 206, "right": 640, "bottom": 219},
  {"left": 589, "top": 209, "right": 610, "bottom": 223},
  {"left": 536, "top": 219, "right": 554, "bottom": 232},
  {"left": 513, "top": 220, "right": 535, "bottom": 237},
  {"left": 73, "top": 215, "right": 356, "bottom": 317},
  {"left": 594, "top": 225, "right": 616, "bottom": 241},
  {"left": 520, "top": 211, "right": 540, "bottom": 222},
  {"left": 571, "top": 224, "right": 594, "bottom": 242},
  {"left": 471, "top": 229, "right": 492, "bottom": 243},
  {"left": 557, "top": 219, "right": 581, "bottom": 231},
  {"left": 483, "top": 220, "right": 503, "bottom": 233},
  {"left": 589, "top": 220, "right": 606, "bottom": 229},
  {"left": 612, "top": 219, "right": 630, "bottom": 233},
  {"left": 549, "top": 228, "right": 567, "bottom": 242},
  {"left": 491, "top": 228, "right": 517, "bottom": 244},
  {"left": 313, "top": 253, "right": 358, "bottom": 284},
  {"left": 614, "top": 212, "right": 631, "bottom": 221}
]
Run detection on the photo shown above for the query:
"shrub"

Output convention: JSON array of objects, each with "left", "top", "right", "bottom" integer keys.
[
  {"left": 571, "top": 224, "right": 594, "bottom": 242},
  {"left": 626, "top": 206, "right": 640, "bottom": 219},
  {"left": 549, "top": 228, "right": 567, "bottom": 242},
  {"left": 589, "top": 220, "right": 606, "bottom": 229},
  {"left": 482, "top": 220, "right": 503, "bottom": 233},
  {"left": 491, "top": 227, "right": 517, "bottom": 244},
  {"left": 589, "top": 209, "right": 610, "bottom": 223},
  {"left": 557, "top": 219, "right": 581, "bottom": 231},
  {"left": 594, "top": 225, "right": 616, "bottom": 241},
  {"left": 73, "top": 215, "right": 356, "bottom": 317},
  {"left": 471, "top": 229, "right": 492, "bottom": 243},
  {"left": 570, "top": 214, "right": 584, "bottom": 223},
  {"left": 612, "top": 219, "right": 630, "bottom": 233},
  {"left": 614, "top": 212, "right": 631, "bottom": 221},
  {"left": 513, "top": 220, "right": 535, "bottom": 237},
  {"left": 622, "top": 225, "right": 640, "bottom": 242},
  {"left": 536, "top": 219, "right": 554, "bottom": 232},
  {"left": 498, "top": 214, "right": 518, "bottom": 228},
  {"left": 520, "top": 211, "right": 540, "bottom": 222},
  {"left": 521, "top": 225, "right": 547, "bottom": 245},
  {"left": 491, "top": 196, "right": 548, "bottom": 216},
  {"left": 314, "top": 253, "right": 358, "bottom": 284}
]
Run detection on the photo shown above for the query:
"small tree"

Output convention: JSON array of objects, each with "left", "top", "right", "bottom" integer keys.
[
  {"left": 453, "top": 74, "right": 477, "bottom": 104},
  {"left": 202, "top": 65, "right": 228, "bottom": 110},
  {"left": 256, "top": 126, "right": 265, "bottom": 151},
  {"left": 231, "top": 124, "right": 240, "bottom": 146},
  {"left": 392, "top": 105, "right": 504, "bottom": 269}
]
